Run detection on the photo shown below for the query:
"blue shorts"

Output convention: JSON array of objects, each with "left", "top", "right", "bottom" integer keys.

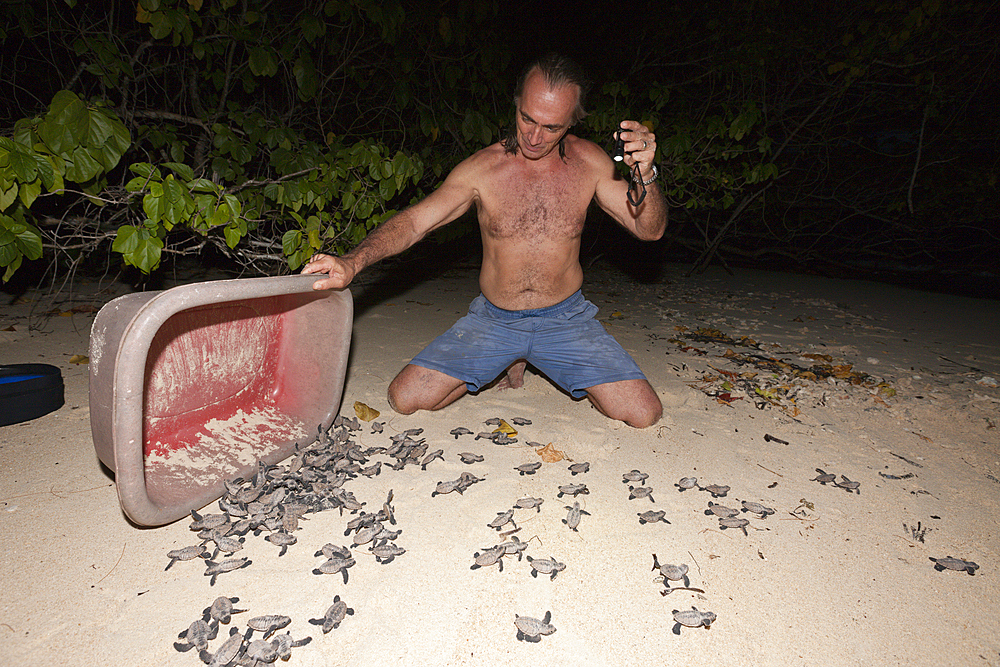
[{"left": 410, "top": 290, "right": 647, "bottom": 398}]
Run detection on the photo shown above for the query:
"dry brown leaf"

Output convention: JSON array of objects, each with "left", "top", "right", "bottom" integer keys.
[
  {"left": 68, "top": 354, "right": 89, "bottom": 365},
  {"left": 353, "top": 401, "right": 380, "bottom": 421},
  {"left": 536, "top": 442, "right": 564, "bottom": 462},
  {"left": 492, "top": 419, "right": 517, "bottom": 437}
]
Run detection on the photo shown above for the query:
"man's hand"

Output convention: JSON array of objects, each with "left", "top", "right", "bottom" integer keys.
[
  {"left": 301, "top": 253, "right": 356, "bottom": 291},
  {"left": 616, "top": 120, "right": 657, "bottom": 182}
]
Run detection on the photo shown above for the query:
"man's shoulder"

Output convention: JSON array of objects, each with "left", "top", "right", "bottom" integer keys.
[
  {"left": 565, "top": 134, "right": 610, "bottom": 166},
  {"left": 451, "top": 143, "right": 507, "bottom": 177}
]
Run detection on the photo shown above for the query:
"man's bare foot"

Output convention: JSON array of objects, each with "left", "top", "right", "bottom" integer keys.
[{"left": 496, "top": 360, "right": 527, "bottom": 390}]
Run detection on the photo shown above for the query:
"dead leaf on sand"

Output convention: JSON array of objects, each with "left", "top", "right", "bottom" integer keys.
[
  {"left": 536, "top": 443, "right": 565, "bottom": 462},
  {"left": 353, "top": 401, "right": 380, "bottom": 421},
  {"left": 492, "top": 419, "right": 517, "bottom": 437}
]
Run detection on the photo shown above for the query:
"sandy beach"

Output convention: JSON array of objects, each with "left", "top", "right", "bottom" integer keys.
[{"left": 1, "top": 258, "right": 998, "bottom": 666}]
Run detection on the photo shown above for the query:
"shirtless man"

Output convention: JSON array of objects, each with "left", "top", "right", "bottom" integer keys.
[{"left": 303, "top": 53, "right": 667, "bottom": 428}]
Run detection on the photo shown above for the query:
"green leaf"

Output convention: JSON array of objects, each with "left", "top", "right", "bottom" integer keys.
[
  {"left": 7, "top": 150, "right": 38, "bottom": 182},
  {"left": 65, "top": 147, "right": 103, "bottom": 182},
  {"left": 113, "top": 225, "right": 161, "bottom": 273},
  {"left": 2, "top": 254, "right": 22, "bottom": 282},
  {"left": 87, "top": 109, "right": 115, "bottom": 148},
  {"left": 143, "top": 182, "right": 165, "bottom": 221},
  {"left": 223, "top": 222, "right": 242, "bottom": 248},
  {"left": 14, "top": 223, "right": 43, "bottom": 260},
  {"left": 129, "top": 162, "right": 157, "bottom": 178},
  {"left": 249, "top": 47, "right": 277, "bottom": 77},
  {"left": 282, "top": 229, "right": 302, "bottom": 256},
  {"left": 293, "top": 55, "right": 317, "bottom": 101},
  {"left": 162, "top": 162, "right": 195, "bottom": 181},
  {"left": 131, "top": 234, "right": 163, "bottom": 273},
  {"left": 31, "top": 154, "right": 56, "bottom": 190},
  {"left": 39, "top": 91, "right": 89, "bottom": 154},
  {"left": 0, "top": 183, "right": 18, "bottom": 210},
  {"left": 112, "top": 225, "right": 140, "bottom": 254},
  {"left": 19, "top": 179, "right": 41, "bottom": 208}
]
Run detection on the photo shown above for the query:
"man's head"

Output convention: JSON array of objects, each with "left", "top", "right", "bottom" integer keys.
[{"left": 504, "top": 53, "right": 591, "bottom": 159}]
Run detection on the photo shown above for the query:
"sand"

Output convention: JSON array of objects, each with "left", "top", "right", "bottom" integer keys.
[{"left": 1, "top": 260, "right": 998, "bottom": 666}]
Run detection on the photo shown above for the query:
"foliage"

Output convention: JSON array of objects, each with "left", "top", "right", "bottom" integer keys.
[
  {"left": 1, "top": 0, "right": 996, "bottom": 283},
  {"left": 0, "top": 0, "right": 505, "bottom": 280}
]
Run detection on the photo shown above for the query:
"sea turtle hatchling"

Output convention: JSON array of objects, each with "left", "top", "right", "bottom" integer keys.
[
  {"left": 511, "top": 417, "right": 532, "bottom": 426},
  {"left": 420, "top": 449, "right": 444, "bottom": 470},
  {"left": 557, "top": 483, "right": 589, "bottom": 498},
  {"left": 488, "top": 508, "right": 517, "bottom": 531},
  {"left": 718, "top": 516, "right": 750, "bottom": 535},
  {"left": 271, "top": 631, "right": 312, "bottom": 659},
  {"left": 370, "top": 539, "right": 406, "bottom": 564},
  {"left": 741, "top": 501, "right": 776, "bottom": 518},
  {"left": 515, "top": 461, "right": 542, "bottom": 476},
  {"left": 835, "top": 475, "right": 861, "bottom": 494},
  {"left": 622, "top": 469, "right": 649, "bottom": 485},
  {"left": 265, "top": 531, "right": 296, "bottom": 556},
  {"left": 246, "top": 614, "right": 291, "bottom": 640},
  {"left": 698, "top": 483, "right": 730, "bottom": 498},
  {"left": 671, "top": 606, "right": 716, "bottom": 634},
  {"left": 526, "top": 555, "right": 566, "bottom": 580},
  {"left": 450, "top": 427, "right": 473, "bottom": 439},
  {"left": 203, "top": 596, "right": 246, "bottom": 625},
  {"left": 309, "top": 595, "right": 354, "bottom": 633},
  {"left": 199, "top": 627, "right": 244, "bottom": 667},
  {"left": 514, "top": 497, "right": 544, "bottom": 513},
  {"left": 811, "top": 468, "right": 836, "bottom": 485},
  {"left": 929, "top": 556, "right": 980, "bottom": 575},
  {"left": 459, "top": 452, "right": 485, "bottom": 464},
  {"left": 562, "top": 501, "right": 591, "bottom": 532},
  {"left": 314, "top": 543, "right": 352, "bottom": 560},
  {"left": 637, "top": 510, "right": 670, "bottom": 525},
  {"left": 498, "top": 535, "right": 530, "bottom": 561},
  {"left": 174, "top": 619, "right": 218, "bottom": 652},
  {"left": 245, "top": 639, "right": 278, "bottom": 664},
  {"left": 165, "top": 544, "right": 210, "bottom": 571},
  {"left": 629, "top": 485, "right": 656, "bottom": 503},
  {"left": 674, "top": 477, "right": 698, "bottom": 492},
  {"left": 470, "top": 545, "right": 505, "bottom": 572},
  {"left": 431, "top": 478, "right": 463, "bottom": 497},
  {"left": 705, "top": 502, "right": 740, "bottom": 518},
  {"left": 203, "top": 557, "right": 251, "bottom": 587},
  {"left": 514, "top": 611, "right": 556, "bottom": 643},
  {"left": 568, "top": 462, "right": 590, "bottom": 475},
  {"left": 313, "top": 554, "right": 356, "bottom": 583},
  {"left": 652, "top": 555, "right": 690, "bottom": 587},
  {"left": 189, "top": 509, "right": 231, "bottom": 532}
]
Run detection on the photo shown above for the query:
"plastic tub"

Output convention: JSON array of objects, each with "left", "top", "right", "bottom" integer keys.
[{"left": 89, "top": 274, "right": 352, "bottom": 526}]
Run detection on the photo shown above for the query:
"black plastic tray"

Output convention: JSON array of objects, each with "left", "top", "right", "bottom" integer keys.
[{"left": 0, "top": 363, "right": 64, "bottom": 427}]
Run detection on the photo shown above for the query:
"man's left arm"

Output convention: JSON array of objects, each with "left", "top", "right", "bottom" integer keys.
[{"left": 593, "top": 119, "right": 668, "bottom": 241}]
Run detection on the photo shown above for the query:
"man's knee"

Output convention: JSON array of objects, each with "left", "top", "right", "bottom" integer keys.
[
  {"left": 386, "top": 382, "right": 415, "bottom": 415},
  {"left": 628, "top": 395, "right": 663, "bottom": 429}
]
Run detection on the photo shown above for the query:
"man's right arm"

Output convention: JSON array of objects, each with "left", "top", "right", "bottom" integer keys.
[{"left": 303, "top": 158, "right": 480, "bottom": 290}]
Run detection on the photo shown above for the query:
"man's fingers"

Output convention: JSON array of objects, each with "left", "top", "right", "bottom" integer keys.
[{"left": 311, "top": 274, "right": 345, "bottom": 291}]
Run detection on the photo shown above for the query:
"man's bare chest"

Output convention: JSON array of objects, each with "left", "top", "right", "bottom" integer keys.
[{"left": 479, "top": 166, "right": 593, "bottom": 240}]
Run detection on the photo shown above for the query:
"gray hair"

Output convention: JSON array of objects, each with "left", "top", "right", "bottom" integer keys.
[{"left": 513, "top": 52, "right": 591, "bottom": 125}]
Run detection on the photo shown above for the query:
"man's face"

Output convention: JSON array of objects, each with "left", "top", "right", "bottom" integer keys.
[{"left": 514, "top": 69, "right": 578, "bottom": 160}]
